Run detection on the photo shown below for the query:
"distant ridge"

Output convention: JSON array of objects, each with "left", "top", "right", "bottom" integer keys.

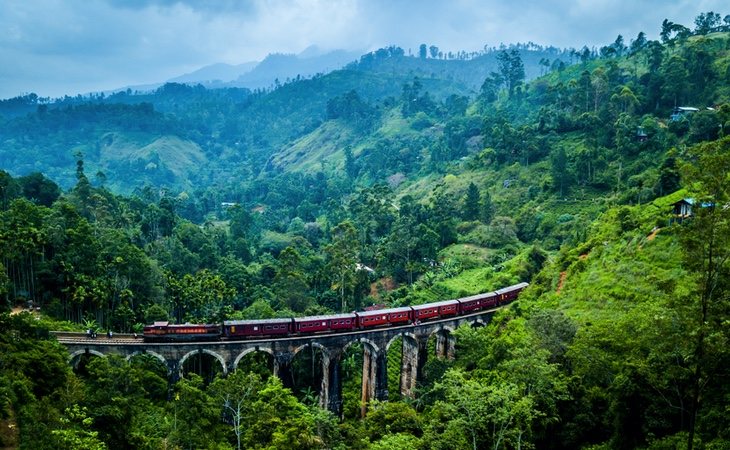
[
  {"left": 168, "top": 61, "right": 258, "bottom": 84},
  {"left": 166, "top": 47, "right": 362, "bottom": 91}
]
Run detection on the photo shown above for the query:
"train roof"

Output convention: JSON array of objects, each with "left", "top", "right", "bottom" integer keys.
[
  {"left": 458, "top": 291, "right": 498, "bottom": 302},
  {"left": 294, "top": 313, "right": 357, "bottom": 322},
  {"left": 412, "top": 299, "right": 459, "bottom": 309},
  {"left": 495, "top": 282, "right": 529, "bottom": 294},
  {"left": 223, "top": 318, "right": 293, "bottom": 325},
  {"left": 357, "top": 306, "right": 412, "bottom": 317},
  {"left": 148, "top": 321, "right": 219, "bottom": 328}
]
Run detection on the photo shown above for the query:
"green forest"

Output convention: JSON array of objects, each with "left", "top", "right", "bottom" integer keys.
[{"left": 2, "top": 12, "right": 730, "bottom": 450}]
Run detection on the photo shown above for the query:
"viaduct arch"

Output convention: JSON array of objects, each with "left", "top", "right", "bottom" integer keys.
[{"left": 54, "top": 309, "right": 496, "bottom": 417}]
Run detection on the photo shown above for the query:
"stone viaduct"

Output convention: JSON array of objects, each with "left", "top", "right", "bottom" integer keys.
[{"left": 55, "top": 310, "right": 496, "bottom": 417}]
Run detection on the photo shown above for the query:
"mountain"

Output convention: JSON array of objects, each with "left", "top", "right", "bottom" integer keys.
[
  {"left": 226, "top": 48, "right": 363, "bottom": 89},
  {"left": 168, "top": 61, "right": 259, "bottom": 84},
  {"left": 165, "top": 48, "right": 362, "bottom": 91}
]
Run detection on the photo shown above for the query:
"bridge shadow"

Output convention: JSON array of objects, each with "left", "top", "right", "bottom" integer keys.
[
  {"left": 181, "top": 352, "right": 224, "bottom": 384},
  {"left": 234, "top": 350, "right": 274, "bottom": 380},
  {"left": 71, "top": 351, "right": 104, "bottom": 377},
  {"left": 341, "top": 342, "right": 365, "bottom": 419},
  {"left": 290, "top": 344, "right": 324, "bottom": 403}
]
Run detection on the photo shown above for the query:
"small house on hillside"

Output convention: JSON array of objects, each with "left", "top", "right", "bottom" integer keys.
[
  {"left": 671, "top": 198, "right": 715, "bottom": 224},
  {"left": 672, "top": 198, "right": 695, "bottom": 218},
  {"left": 670, "top": 106, "right": 699, "bottom": 121}
]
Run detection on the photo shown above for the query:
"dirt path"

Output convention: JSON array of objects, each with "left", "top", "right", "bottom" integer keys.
[
  {"left": 647, "top": 227, "right": 661, "bottom": 241},
  {"left": 556, "top": 271, "right": 567, "bottom": 294}
]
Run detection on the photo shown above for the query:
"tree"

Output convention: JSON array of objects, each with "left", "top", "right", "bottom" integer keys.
[
  {"left": 243, "top": 376, "right": 323, "bottom": 449},
  {"left": 419, "top": 44, "right": 427, "bottom": 59},
  {"left": 694, "top": 11, "right": 721, "bottom": 34},
  {"left": 209, "top": 371, "right": 265, "bottom": 450},
  {"left": 429, "top": 45, "right": 439, "bottom": 59},
  {"left": 51, "top": 405, "right": 108, "bottom": 450},
  {"left": 0, "top": 170, "right": 21, "bottom": 211},
  {"left": 463, "top": 182, "right": 481, "bottom": 221},
  {"left": 324, "top": 221, "right": 359, "bottom": 312},
  {"left": 661, "top": 55, "right": 689, "bottom": 107},
  {"left": 171, "top": 374, "right": 226, "bottom": 449},
  {"left": 612, "top": 34, "right": 626, "bottom": 56},
  {"left": 17, "top": 172, "right": 60, "bottom": 207},
  {"left": 661, "top": 19, "right": 675, "bottom": 42},
  {"left": 167, "top": 269, "right": 235, "bottom": 323},
  {"left": 550, "top": 146, "right": 569, "bottom": 196},
  {"left": 679, "top": 136, "right": 730, "bottom": 450},
  {"left": 273, "top": 246, "right": 312, "bottom": 312},
  {"left": 629, "top": 31, "right": 647, "bottom": 55},
  {"left": 497, "top": 50, "right": 525, "bottom": 97},
  {"left": 428, "top": 369, "right": 541, "bottom": 450},
  {"left": 344, "top": 147, "right": 358, "bottom": 179}
]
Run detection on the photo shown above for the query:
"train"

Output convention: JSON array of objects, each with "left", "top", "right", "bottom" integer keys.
[{"left": 143, "top": 282, "right": 528, "bottom": 342}]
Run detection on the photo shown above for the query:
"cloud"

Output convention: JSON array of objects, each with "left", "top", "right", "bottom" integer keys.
[{"left": 0, "top": 0, "right": 727, "bottom": 98}]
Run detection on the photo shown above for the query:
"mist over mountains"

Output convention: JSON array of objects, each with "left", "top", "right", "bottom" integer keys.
[{"left": 116, "top": 47, "right": 363, "bottom": 96}]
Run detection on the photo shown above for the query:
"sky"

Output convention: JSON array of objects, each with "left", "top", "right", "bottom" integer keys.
[{"left": 0, "top": 0, "right": 727, "bottom": 99}]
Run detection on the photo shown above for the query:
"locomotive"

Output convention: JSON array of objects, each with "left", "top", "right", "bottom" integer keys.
[{"left": 143, "top": 282, "right": 528, "bottom": 342}]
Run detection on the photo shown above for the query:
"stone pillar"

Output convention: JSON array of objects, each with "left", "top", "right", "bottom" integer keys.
[
  {"left": 374, "top": 351, "right": 388, "bottom": 401},
  {"left": 273, "top": 351, "right": 294, "bottom": 389},
  {"left": 446, "top": 334, "right": 456, "bottom": 360},
  {"left": 417, "top": 338, "right": 428, "bottom": 385},
  {"left": 167, "top": 359, "right": 181, "bottom": 401},
  {"left": 168, "top": 360, "right": 181, "bottom": 383},
  {"left": 435, "top": 330, "right": 456, "bottom": 360},
  {"left": 361, "top": 345, "right": 377, "bottom": 417},
  {"left": 435, "top": 331, "right": 447, "bottom": 359},
  {"left": 320, "top": 351, "right": 342, "bottom": 417},
  {"left": 400, "top": 337, "right": 420, "bottom": 398}
]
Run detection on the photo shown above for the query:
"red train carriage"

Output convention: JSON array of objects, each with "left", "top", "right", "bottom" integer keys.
[
  {"left": 223, "top": 318, "right": 293, "bottom": 338},
  {"left": 143, "top": 322, "right": 221, "bottom": 341},
  {"left": 411, "top": 303, "right": 439, "bottom": 321},
  {"left": 434, "top": 299, "right": 460, "bottom": 317},
  {"left": 358, "top": 306, "right": 413, "bottom": 328},
  {"left": 412, "top": 299, "right": 460, "bottom": 321},
  {"left": 480, "top": 291, "right": 500, "bottom": 309},
  {"left": 495, "top": 282, "right": 529, "bottom": 304},
  {"left": 294, "top": 313, "right": 357, "bottom": 334},
  {"left": 356, "top": 309, "right": 389, "bottom": 328},
  {"left": 458, "top": 291, "right": 499, "bottom": 312},
  {"left": 386, "top": 306, "right": 413, "bottom": 325},
  {"left": 328, "top": 313, "right": 358, "bottom": 331}
]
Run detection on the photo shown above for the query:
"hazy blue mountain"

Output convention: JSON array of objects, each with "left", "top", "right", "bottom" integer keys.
[
  {"left": 168, "top": 61, "right": 259, "bottom": 84},
  {"left": 227, "top": 48, "right": 363, "bottom": 89}
]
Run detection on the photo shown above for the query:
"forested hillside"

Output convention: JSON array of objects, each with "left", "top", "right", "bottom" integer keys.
[{"left": 1, "top": 12, "right": 730, "bottom": 450}]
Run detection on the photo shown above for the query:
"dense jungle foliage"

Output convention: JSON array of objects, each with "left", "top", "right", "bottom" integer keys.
[{"left": 2, "top": 12, "right": 730, "bottom": 450}]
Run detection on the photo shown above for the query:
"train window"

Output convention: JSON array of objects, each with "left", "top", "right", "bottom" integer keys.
[
  {"left": 253, "top": 326, "right": 259, "bottom": 331},
  {"left": 322, "top": 321, "right": 326, "bottom": 326},
  {"left": 230, "top": 326, "right": 236, "bottom": 333}
]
